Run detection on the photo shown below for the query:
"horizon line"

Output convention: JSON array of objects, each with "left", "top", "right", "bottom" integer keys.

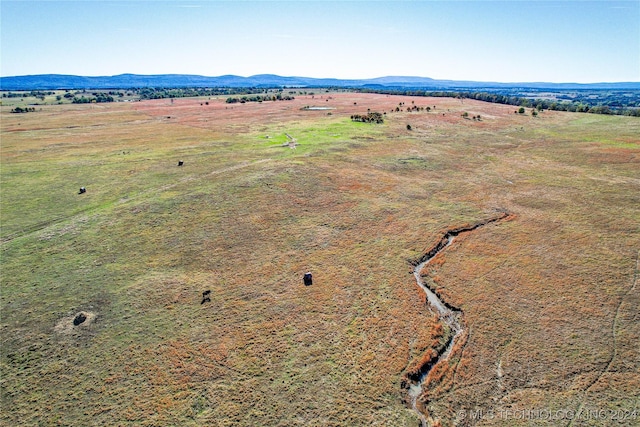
[{"left": 2, "top": 72, "right": 639, "bottom": 86}]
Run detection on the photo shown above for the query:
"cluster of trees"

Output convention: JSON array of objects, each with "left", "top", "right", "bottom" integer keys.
[
  {"left": 406, "top": 105, "right": 432, "bottom": 112},
  {"left": 136, "top": 87, "right": 240, "bottom": 100},
  {"left": 225, "top": 93, "right": 295, "bottom": 104},
  {"left": 461, "top": 112, "right": 482, "bottom": 120},
  {"left": 72, "top": 93, "right": 114, "bottom": 103},
  {"left": 124, "top": 87, "right": 303, "bottom": 101},
  {"left": 553, "top": 91, "right": 640, "bottom": 110},
  {"left": 133, "top": 87, "right": 295, "bottom": 100},
  {"left": 3, "top": 92, "right": 25, "bottom": 98},
  {"left": 94, "top": 93, "right": 115, "bottom": 103},
  {"left": 386, "top": 101, "right": 435, "bottom": 113},
  {"left": 72, "top": 96, "right": 95, "bottom": 104},
  {"left": 0, "top": 87, "right": 301, "bottom": 104},
  {"left": 67, "top": 91, "right": 126, "bottom": 103},
  {"left": 351, "top": 112, "right": 384, "bottom": 123},
  {"left": 465, "top": 91, "right": 640, "bottom": 115},
  {"left": 355, "top": 88, "right": 640, "bottom": 117},
  {"left": 2, "top": 90, "right": 54, "bottom": 99},
  {"left": 10, "top": 106, "right": 37, "bottom": 113},
  {"left": 1, "top": 90, "right": 125, "bottom": 104}
]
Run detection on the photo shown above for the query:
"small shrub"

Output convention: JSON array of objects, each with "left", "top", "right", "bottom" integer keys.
[
  {"left": 351, "top": 112, "right": 384, "bottom": 124},
  {"left": 10, "top": 106, "right": 36, "bottom": 113}
]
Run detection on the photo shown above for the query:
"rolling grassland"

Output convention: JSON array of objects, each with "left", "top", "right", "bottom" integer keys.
[{"left": 1, "top": 93, "right": 638, "bottom": 426}]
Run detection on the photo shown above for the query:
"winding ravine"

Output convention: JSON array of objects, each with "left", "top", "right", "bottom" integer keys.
[{"left": 404, "top": 212, "right": 510, "bottom": 427}]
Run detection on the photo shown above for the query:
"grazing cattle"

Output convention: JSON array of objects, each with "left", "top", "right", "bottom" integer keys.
[
  {"left": 178, "top": 160, "right": 184, "bottom": 166},
  {"left": 73, "top": 312, "right": 87, "bottom": 326},
  {"left": 303, "top": 272, "right": 313, "bottom": 286},
  {"left": 201, "top": 290, "right": 211, "bottom": 304},
  {"left": 78, "top": 187, "right": 86, "bottom": 194}
]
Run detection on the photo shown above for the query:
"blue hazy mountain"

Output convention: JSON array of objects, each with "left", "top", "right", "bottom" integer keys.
[{"left": 1, "top": 73, "right": 639, "bottom": 90}]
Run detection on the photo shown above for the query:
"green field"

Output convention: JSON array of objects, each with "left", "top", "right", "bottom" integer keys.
[{"left": 1, "top": 93, "right": 639, "bottom": 426}]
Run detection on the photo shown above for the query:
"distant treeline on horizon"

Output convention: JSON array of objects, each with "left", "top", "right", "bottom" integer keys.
[
  {"left": 352, "top": 88, "right": 640, "bottom": 117},
  {"left": 4, "top": 86, "right": 640, "bottom": 117}
]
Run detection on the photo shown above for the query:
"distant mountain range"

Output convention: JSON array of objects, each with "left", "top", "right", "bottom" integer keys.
[{"left": 1, "top": 73, "right": 639, "bottom": 91}]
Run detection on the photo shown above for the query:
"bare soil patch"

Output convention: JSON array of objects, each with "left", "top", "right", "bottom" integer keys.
[{"left": 54, "top": 311, "right": 97, "bottom": 334}]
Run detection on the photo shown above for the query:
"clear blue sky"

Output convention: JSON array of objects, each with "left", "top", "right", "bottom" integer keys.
[{"left": 1, "top": 0, "right": 638, "bottom": 83}]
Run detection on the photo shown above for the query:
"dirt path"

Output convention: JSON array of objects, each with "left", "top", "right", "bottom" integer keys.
[
  {"left": 284, "top": 133, "right": 297, "bottom": 149},
  {"left": 406, "top": 212, "right": 511, "bottom": 426},
  {"left": 565, "top": 249, "right": 640, "bottom": 427}
]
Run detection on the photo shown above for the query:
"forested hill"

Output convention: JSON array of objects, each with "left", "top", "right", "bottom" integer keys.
[{"left": 1, "top": 73, "right": 639, "bottom": 90}]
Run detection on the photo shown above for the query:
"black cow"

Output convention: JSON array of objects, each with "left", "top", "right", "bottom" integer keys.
[
  {"left": 303, "top": 272, "right": 313, "bottom": 286},
  {"left": 73, "top": 312, "right": 87, "bottom": 325},
  {"left": 201, "top": 290, "right": 211, "bottom": 304}
]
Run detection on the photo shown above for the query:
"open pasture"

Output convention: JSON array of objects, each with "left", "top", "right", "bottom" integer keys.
[{"left": 1, "top": 93, "right": 639, "bottom": 426}]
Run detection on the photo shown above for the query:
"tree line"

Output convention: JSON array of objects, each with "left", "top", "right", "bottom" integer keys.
[
  {"left": 225, "top": 93, "right": 295, "bottom": 104},
  {"left": 10, "top": 106, "right": 37, "bottom": 113},
  {"left": 72, "top": 93, "right": 114, "bottom": 103},
  {"left": 136, "top": 87, "right": 242, "bottom": 100},
  {"left": 353, "top": 88, "right": 640, "bottom": 117},
  {"left": 3, "top": 90, "right": 55, "bottom": 99},
  {"left": 134, "top": 87, "right": 296, "bottom": 100}
]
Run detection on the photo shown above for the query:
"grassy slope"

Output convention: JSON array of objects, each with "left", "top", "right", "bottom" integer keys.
[{"left": 1, "top": 96, "right": 638, "bottom": 426}]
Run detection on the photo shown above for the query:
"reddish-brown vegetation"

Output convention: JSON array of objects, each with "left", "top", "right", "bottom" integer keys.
[{"left": 1, "top": 93, "right": 638, "bottom": 426}]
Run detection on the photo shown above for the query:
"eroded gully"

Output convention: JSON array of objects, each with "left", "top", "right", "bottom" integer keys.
[{"left": 404, "top": 212, "right": 511, "bottom": 427}]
